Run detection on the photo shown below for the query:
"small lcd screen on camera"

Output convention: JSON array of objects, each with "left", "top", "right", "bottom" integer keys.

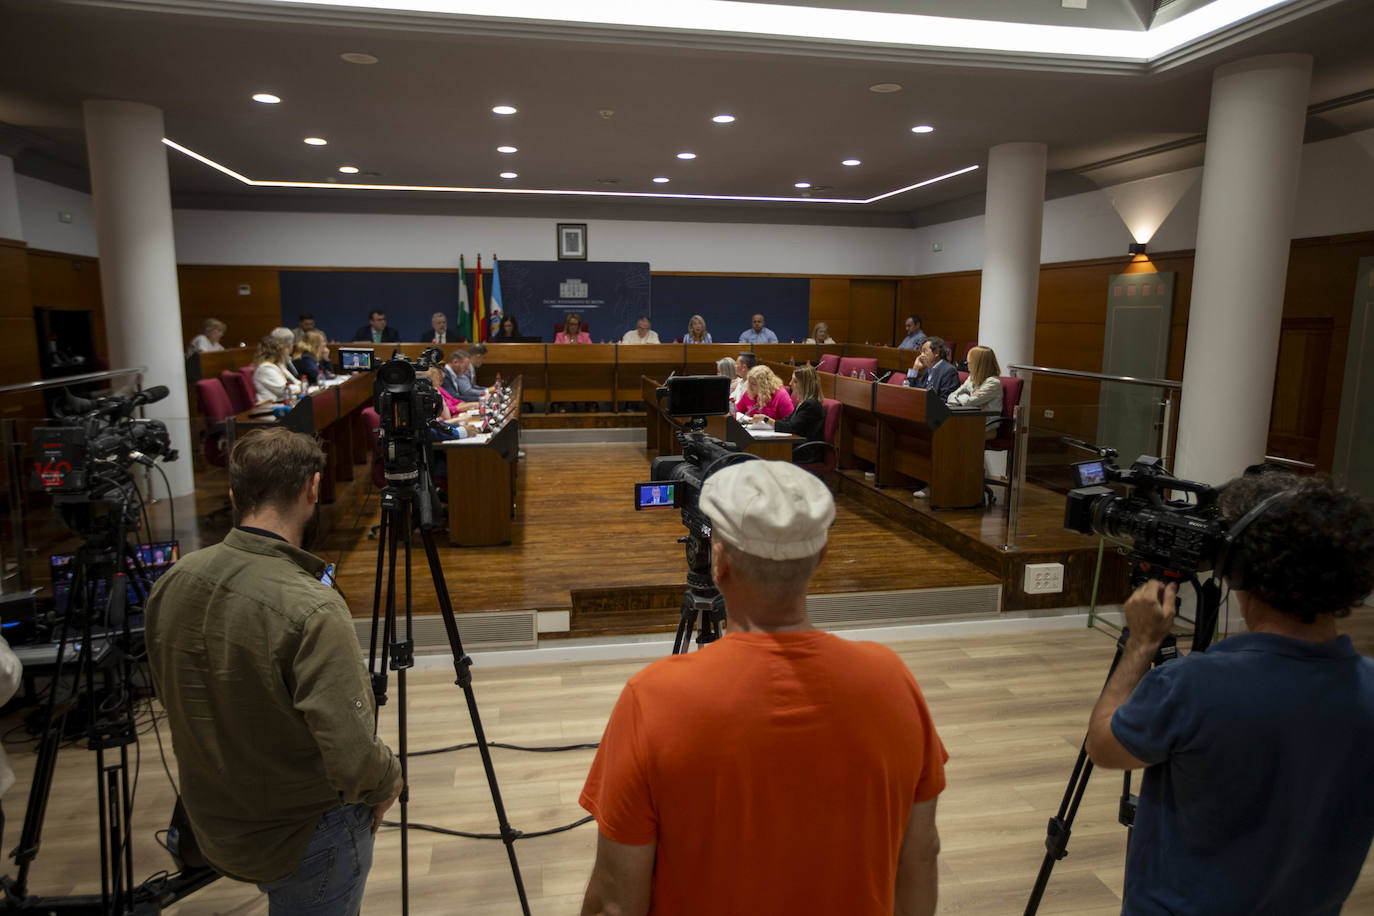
[
  {"left": 1073, "top": 459, "right": 1107, "bottom": 487},
  {"left": 634, "top": 482, "right": 677, "bottom": 510},
  {"left": 338, "top": 348, "right": 374, "bottom": 372}
]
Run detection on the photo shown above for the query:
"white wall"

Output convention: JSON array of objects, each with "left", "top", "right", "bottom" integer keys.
[
  {"left": 15, "top": 128, "right": 1372, "bottom": 272},
  {"left": 169, "top": 210, "right": 918, "bottom": 275},
  {"left": 14, "top": 173, "right": 99, "bottom": 256},
  {"left": 910, "top": 127, "right": 1373, "bottom": 275}
]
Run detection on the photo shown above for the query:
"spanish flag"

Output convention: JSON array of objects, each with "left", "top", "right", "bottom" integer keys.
[{"left": 474, "top": 254, "right": 486, "bottom": 343}]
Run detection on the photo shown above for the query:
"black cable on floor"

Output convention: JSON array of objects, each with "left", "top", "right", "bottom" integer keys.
[
  {"left": 380, "top": 814, "right": 594, "bottom": 840},
  {"left": 410, "top": 739, "right": 599, "bottom": 757}
]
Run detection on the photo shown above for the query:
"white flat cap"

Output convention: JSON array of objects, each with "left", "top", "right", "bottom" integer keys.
[{"left": 700, "top": 460, "right": 835, "bottom": 560}]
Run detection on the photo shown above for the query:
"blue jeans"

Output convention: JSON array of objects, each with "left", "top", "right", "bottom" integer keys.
[{"left": 258, "top": 804, "right": 374, "bottom": 915}]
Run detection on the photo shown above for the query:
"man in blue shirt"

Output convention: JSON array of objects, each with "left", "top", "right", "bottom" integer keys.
[
  {"left": 897, "top": 315, "right": 927, "bottom": 350},
  {"left": 905, "top": 337, "right": 959, "bottom": 401},
  {"left": 738, "top": 313, "right": 778, "bottom": 344},
  {"left": 1085, "top": 471, "right": 1374, "bottom": 915}
]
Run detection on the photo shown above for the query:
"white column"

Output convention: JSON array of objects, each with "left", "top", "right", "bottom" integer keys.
[
  {"left": 977, "top": 142, "right": 1047, "bottom": 370},
  {"left": 0, "top": 154, "right": 23, "bottom": 240},
  {"left": 1174, "top": 54, "right": 1312, "bottom": 487},
  {"left": 83, "top": 101, "right": 194, "bottom": 496}
]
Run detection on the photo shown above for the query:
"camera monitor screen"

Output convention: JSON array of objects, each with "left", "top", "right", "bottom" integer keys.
[
  {"left": 50, "top": 540, "right": 180, "bottom": 617},
  {"left": 338, "top": 347, "right": 374, "bottom": 372},
  {"left": 1073, "top": 460, "right": 1107, "bottom": 488},
  {"left": 634, "top": 482, "right": 677, "bottom": 510},
  {"left": 663, "top": 375, "right": 730, "bottom": 418}
]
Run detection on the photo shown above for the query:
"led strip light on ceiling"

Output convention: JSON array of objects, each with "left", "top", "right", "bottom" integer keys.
[
  {"left": 162, "top": 139, "right": 980, "bottom": 204},
  {"left": 250, "top": 0, "right": 1301, "bottom": 61}
]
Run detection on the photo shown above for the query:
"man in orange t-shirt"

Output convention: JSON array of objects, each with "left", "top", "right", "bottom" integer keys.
[{"left": 579, "top": 461, "right": 947, "bottom": 916}]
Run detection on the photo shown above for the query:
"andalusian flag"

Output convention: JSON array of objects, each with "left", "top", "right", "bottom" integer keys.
[
  {"left": 488, "top": 255, "right": 504, "bottom": 340},
  {"left": 474, "top": 253, "right": 486, "bottom": 343},
  {"left": 456, "top": 255, "right": 472, "bottom": 341}
]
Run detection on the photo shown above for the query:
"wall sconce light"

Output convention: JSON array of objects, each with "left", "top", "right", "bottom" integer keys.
[{"left": 1128, "top": 242, "right": 1148, "bottom": 256}]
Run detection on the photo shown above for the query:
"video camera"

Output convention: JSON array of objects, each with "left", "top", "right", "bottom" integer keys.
[
  {"left": 373, "top": 346, "right": 447, "bottom": 527},
  {"left": 1064, "top": 450, "right": 1225, "bottom": 582},
  {"left": 31, "top": 385, "right": 178, "bottom": 499}
]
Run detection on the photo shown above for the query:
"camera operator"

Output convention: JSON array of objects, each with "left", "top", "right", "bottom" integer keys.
[
  {"left": 146, "top": 428, "right": 402, "bottom": 913},
  {"left": 579, "top": 461, "right": 947, "bottom": 916},
  {"left": 1085, "top": 471, "right": 1374, "bottom": 914}
]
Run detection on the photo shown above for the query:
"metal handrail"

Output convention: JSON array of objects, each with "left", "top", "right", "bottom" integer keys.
[
  {"left": 1263, "top": 455, "right": 1317, "bottom": 471},
  {"left": 1007, "top": 364, "right": 1181, "bottom": 389},
  {"left": 0, "top": 367, "right": 147, "bottom": 395}
]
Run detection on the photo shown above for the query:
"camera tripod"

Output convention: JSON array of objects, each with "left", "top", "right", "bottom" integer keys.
[
  {"left": 1023, "top": 573, "right": 1221, "bottom": 915},
  {"left": 2, "top": 486, "right": 217, "bottom": 914},
  {"left": 672, "top": 525, "right": 725, "bottom": 655},
  {"left": 366, "top": 468, "right": 529, "bottom": 916}
]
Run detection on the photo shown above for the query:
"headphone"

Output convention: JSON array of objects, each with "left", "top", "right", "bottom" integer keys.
[{"left": 1214, "top": 487, "right": 1295, "bottom": 589}]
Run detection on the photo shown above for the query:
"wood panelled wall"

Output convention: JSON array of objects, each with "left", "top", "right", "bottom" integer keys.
[
  {"left": 0, "top": 239, "right": 45, "bottom": 420},
  {"left": 177, "top": 265, "right": 282, "bottom": 348}
]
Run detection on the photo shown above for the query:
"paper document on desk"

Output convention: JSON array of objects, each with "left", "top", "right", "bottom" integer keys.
[{"left": 746, "top": 429, "right": 792, "bottom": 439}]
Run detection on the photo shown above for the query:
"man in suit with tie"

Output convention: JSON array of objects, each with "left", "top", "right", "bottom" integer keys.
[
  {"left": 352, "top": 310, "right": 401, "bottom": 343},
  {"left": 905, "top": 337, "right": 959, "bottom": 402},
  {"left": 420, "top": 312, "right": 450, "bottom": 344},
  {"left": 441, "top": 350, "right": 481, "bottom": 402}
]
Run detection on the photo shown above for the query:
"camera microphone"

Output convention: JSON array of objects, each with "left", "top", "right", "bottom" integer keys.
[{"left": 130, "top": 385, "right": 170, "bottom": 407}]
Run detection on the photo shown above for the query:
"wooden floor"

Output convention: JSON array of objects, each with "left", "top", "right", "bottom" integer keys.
[{"left": 5, "top": 616, "right": 1370, "bottom": 914}]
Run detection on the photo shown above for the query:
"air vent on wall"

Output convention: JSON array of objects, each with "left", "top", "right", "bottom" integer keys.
[{"left": 353, "top": 609, "right": 538, "bottom": 653}]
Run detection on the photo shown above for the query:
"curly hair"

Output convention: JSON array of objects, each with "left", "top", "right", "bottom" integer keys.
[{"left": 1219, "top": 471, "right": 1374, "bottom": 622}]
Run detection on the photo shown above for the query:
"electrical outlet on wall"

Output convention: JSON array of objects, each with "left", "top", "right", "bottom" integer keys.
[
  {"left": 1043, "top": 409, "right": 1055, "bottom": 419},
  {"left": 1024, "top": 562, "right": 1064, "bottom": 594}
]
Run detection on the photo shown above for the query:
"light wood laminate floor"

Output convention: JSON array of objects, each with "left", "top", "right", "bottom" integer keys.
[{"left": 4, "top": 615, "right": 1371, "bottom": 914}]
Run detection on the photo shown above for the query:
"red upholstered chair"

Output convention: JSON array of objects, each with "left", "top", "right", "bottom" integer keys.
[
  {"left": 220, "top": 369, "right": 254, "bottom": 413},
  {"left": 957, "top": 370, "right": 970, "bottom": 385},
  {"left": 195, "top": 379, "right": 235, "bottom": 520},
  {"left": 983, "top": 375, "right": 1025, "bottom": 506},
  {"left": 884, "top": 371, "right": 908, "bottom": 385},
  {"left": 836, "top": 357, "right": 879, "bottom": 379},
  {"left": 362, "top": 407, "right": 386, "bottom": 489},
  {"left": 815, "top": 353, "right": 840, "bottom": 374},
  {"left": 238, "top": 365, "right": 259, "bottom": 403},
  {"left": 798, "top": 398, "right": 842, "bottom": 477}
]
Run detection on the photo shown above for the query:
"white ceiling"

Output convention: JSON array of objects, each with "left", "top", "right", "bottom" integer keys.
[{"left": 1, "top": 0, "right": 1371, "bottom": 227}]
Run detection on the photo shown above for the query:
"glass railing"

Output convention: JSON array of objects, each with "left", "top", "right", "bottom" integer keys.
[{"left": 1002, "top": 365, "right": 1183, "bottom": 549}]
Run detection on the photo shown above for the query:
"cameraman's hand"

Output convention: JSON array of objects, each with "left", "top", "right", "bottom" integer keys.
[
  {"left": 372, "top": 785, "right": 402, "bottom": 834},
  {"left": 1124, "top": 579, "right": 1177, "bottom": 647}
]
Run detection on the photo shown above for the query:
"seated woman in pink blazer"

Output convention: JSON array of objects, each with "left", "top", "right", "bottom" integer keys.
[
  {"left": 735, "top": 365, "right": 795, "bottom": 420},
  {"left": 554, "top": 312, "right": 592, "bottom": 344}
]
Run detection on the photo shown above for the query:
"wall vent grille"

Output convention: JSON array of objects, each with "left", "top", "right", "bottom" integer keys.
[
  {"left": 807, "top": 585, "right": 1002, "bottom": 629},
  {"left": 353, "top": 610, "right": 538, "bottom": 653}
]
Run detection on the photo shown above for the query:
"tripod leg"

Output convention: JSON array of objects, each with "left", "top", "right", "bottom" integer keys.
[
  {"left": 398, "top": 501, "right": 412, "bottom": 916},
  {"left": 1024, "top": 742, "right": 1095, "bottom": 916},
  {"left": 418, "top": 527, "right": 531, "bottom": 916}
]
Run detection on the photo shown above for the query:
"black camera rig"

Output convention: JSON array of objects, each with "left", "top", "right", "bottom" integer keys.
[{"left": 373, "top": 347, "right": 448, "bottom": 529}]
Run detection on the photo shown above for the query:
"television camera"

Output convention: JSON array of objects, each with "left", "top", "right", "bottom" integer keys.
[
  {"left": 637, "top": 376, "right": 757, "bottom": 652},
  {"left": 372, "top": 346, "right": 447, "bottom": 528}
]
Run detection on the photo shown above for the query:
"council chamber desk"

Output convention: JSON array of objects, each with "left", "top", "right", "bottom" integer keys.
[{"left": 434, "top": 377, "right": 522, "bottom": 547}]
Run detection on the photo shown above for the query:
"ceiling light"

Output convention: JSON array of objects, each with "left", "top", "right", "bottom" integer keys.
[
  {"left": 496, "top": 145, "right": 518, "bottom": 153},
  {"left": 911, "top": 125, "right": 934, "bottom": 134},
  {"left": 677, "top": 152, "right": 696, "bottom": 160},
  {"left": 251, "top": 93, "right": 281, "bottom": 104},
  {"left": 842, "top": 158, "right": 861, "bottom": 166},
  {"left": 712, "top": 114, "right": 736, "bottom": 123},
  {"left": 340, "top": 52, "right": 378, "bottom": 65},
  {"left": 492, "top": 105, "right": 517, "bottom": 115},
  {"left": 652, "top": 177, "right": 670, "bottom": 183},
  {"left": 499, "top": 171, "right": 518, "bottom": 179},
  {"left": 164, "top": 137, "right": 978, "bottom": 205},
  {"left": 339, "top": 166, "right": 359, "bottom": 174},
  {"left": 869, "top": 83, "right": 903, "bottom": 93},
  {"left": 303, "top": 137, "right": 328, "bottom": 146},
  {"left": 794, "top": 181, "right": 812, "bottom": 189}
]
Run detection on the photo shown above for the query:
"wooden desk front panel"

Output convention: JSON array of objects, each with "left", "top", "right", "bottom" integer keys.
[
  {"left": 478, "top": 343, "right": 547, "bottom": 393},
  {"left": 546, "top": 344, "right": 616, "bottom": 401},
  {"left": 683, "top": 343, "right": 747, "bottom": 378},
  {"left": 445, "top": 446, "right": 513, "bottom": 546},
  {"left": 615, "top": 345, "right": 684, "bottom": 399},
  {"left": 751, "top": 343, "right": 817, "bottom": 365}
]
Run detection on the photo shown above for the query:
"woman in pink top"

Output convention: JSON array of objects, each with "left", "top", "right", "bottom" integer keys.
[
  {"left": 554, "top": 312, "right": 592, "bottom": 344},
  {"left": 736, "top": 365, "right": 794, "bottom": 420}
]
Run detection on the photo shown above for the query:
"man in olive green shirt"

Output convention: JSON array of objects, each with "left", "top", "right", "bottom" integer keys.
[{"left": 147, "top": 428, "right": 401, "bottom": 912}]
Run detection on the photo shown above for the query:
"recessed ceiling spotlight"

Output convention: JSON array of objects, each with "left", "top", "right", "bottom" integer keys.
[
  {"left": 251, "top": 93, "right": 281, "bottom": 104},
  {"left": 496, "top": 145, "right": 518, "bottom": 153},
  {"left": 712, "top": 114, "right": 736, "bottom": 123},
  {"left": 492, "top": 105, "right": 518, "bottom": 115},
  {"left": 911, "top": 124, "right": 935, "bottom": 134},
  {"left": 652, "top": 177, "right": 670, "bottom": 183},
  {"left": 842, "top": 158, "right": 861, "bottom": 166},
  {"left": 794, "top": 181, "right": 812, "bottom": 189},
  {"left": 339, "top": 166, "right": 359, "bottom": 174},
  {"left": 677, "top": 152, "right": 696, "bottom": 160},
  {"left": 500, "top": 171, "right": 518, "bottom": 179},
  {"left": 303, "top": 137, "right": 328, "bottom": 146},
  {"left": 869, "top": 82, "right": 903, "bottom": 93},
  {"left": 340, "top": 52, "right": 378, "bottom": 65}
]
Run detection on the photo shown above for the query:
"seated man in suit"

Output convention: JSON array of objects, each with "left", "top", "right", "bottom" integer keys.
[
  {"left": 420, "top": 312, "right": 451, "bottom": 344},
  {"left": 905, "top": 337, "right": 959, "bottom": 402},
  {"left": 442, "top": 350, "right": 487, "bottom": 402},
  {"left": 352, "top": 310, "right": 401, "bottom": 343}
]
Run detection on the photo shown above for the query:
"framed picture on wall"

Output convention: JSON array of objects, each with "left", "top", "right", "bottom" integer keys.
[{"left": 557, "top": 223, "right": 587, "bottom": 260}]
